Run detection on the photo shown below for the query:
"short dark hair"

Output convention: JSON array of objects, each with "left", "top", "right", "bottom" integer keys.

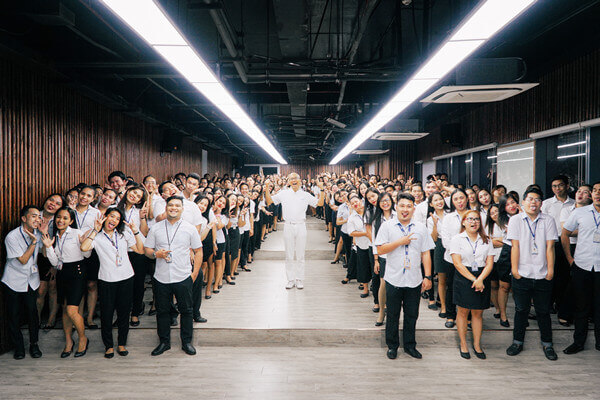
[
  {"left": 20, "top": 205, "right": 39, "bottom": 218},
  {"left": 551, "top": 175, "right": 569, "bottom": 186},
  {"left": 523, "top": 187, "right": 544, "bottom": 200},
  {"left": 79, "top": 185, "right": 96, "bottom": 194},
  {"left": 396, "top": 192, "right": 415, "bottom": 204},
  {"left": 108, "top": 171, "right": 127, "bottom": 181},
  {"left": 166, "top": 195, "right": 184, "bottom": 206},
  {"left": 187, "top": 173, "right": 201, "bottom": 182},
  {"left": 158, "top": 181, "right": 172, "bottom": 195}
]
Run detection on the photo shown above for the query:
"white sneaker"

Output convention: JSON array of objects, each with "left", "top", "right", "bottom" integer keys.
[
  {"left": 285, "top": 281, "right": 295, "bottom": 289},
  {"left": 296, "top": 280, "right": 304, "bottom": 290}
]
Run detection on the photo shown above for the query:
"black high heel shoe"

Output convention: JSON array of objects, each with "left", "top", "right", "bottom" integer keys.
[
  {"left": 330, "top": 259, "right": 340, "bottom": 264},
  {"left": 74, "top": 338, "right": 89, "bottom": 358}
]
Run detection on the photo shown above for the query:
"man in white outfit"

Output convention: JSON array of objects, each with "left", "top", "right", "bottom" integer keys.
[{"left": 265, "top": 173, "right": 325, "bottom": 289}]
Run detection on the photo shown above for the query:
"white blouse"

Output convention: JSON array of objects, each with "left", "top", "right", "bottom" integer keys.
[
  {"left": 449, "top": 232, "right": 494, "bottom": 272},
  {"left": 46, "top": 227, "right": 90, "bottom": 266},
  {"left": 88, "top": 229, "right": 136, "bottom": 282}
]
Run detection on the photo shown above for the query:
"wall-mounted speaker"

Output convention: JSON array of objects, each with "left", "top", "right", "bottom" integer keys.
[
  {"left": 161, "top": 131, "right": 183, "bottom": 153},
  {"left": 440, "top": 123, "right": 462, "bottom": 147}
]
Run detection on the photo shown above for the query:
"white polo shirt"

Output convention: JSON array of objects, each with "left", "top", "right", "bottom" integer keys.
[
  {"left": 506, "top": 212, "right": 558, "bottom": 279},
  {"left": 375, "top": 220, "right": 434, "bottom": 288},
  {"left": 337, "top": 203, "right": 350, "bottom": 234},
  {"left": 449, "top": 232, "right": 494, "bottom": 271},
  {"left": 563, "top": 204, "right": 600, "bottom": 271},
  {"left": 2, "top": 227, "right": 41, "bottom": 292},
  {"left": 271, "top": 188, "right": 318, "bottom": 223},
  {"left": 145, "top": 219, "right": 202, "bottom": 284},
  {"left": 440, "top": 211, "right": 464, "bottom": 263},
  {"left": 412, "top": 201, "right": 428, "bottom": 225},
  {"left": 488, "top": 223, "right": 507, "bottom": 261},
  {"left": 372, "top": 211, "right": 397, "bottom": 258},
  {"left": 559, "top": 204, "right": 577, "bottom": 244},
  {"left": 45, "top": 227, "right": 90, "bottom": 265},
  {"left": 75, "top": 206, "right": 101, "bottom": 233},
  {"left": 88, "top": 229, "right": 136, "bottom": 283},
  {"left": 541, "top": 195, "right": 575, "bottom": 233},
  {"left": 348, "top": 213, "right": 371, "bottom": 250},
  {"left": 214, "top": 214, "right": 229, "bottom": 244},
  {"left": 154, "top": 197, "right": 202, "bottom": 226}
]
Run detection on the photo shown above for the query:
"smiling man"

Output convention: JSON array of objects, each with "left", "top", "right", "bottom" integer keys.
[{"left": 264, "top": 173, "right": 325, "bottom": 289}]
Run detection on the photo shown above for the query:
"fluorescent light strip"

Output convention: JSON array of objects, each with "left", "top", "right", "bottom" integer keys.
[
  {"left": 101, "top": 0, "right": 287, "bottom": 164},
  {"left": 497, "top": 157, "right": 533, "bottom": 163},
  {"left": 330, "top": 0, "right": 537, "bottom": 165},
  {"left": 497, "top": 146, "right": 533, "bottom": 155},
  {"left": 557, "top": 141, "right": 586, "bottom": 149},
  {"left": 557, "top": 153, "right": 586, "bottom": 160},
  {"left": 487, "top": 155, "right": 498, "bottom": 159}
]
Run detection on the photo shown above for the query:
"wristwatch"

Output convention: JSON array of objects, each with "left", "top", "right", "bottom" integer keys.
[{"left": 424, "top": 275, "right": 433, "bottom": 280}]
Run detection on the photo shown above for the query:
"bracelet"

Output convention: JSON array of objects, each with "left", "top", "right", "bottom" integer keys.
[
  {"left": 424, "top": 275, "right": 432, "bottom": 280},
  {"left": 133, "top": 231, "right": 140, "bottom": 235}
]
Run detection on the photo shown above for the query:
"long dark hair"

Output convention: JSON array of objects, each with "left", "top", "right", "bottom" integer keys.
[
  {"left": 449, "top": 188, "right": 468, "bottom": 212},
  {"left": 103, "top": 208, "right": 127, "bottom": 235},
  {"left": 53, "top": 207, "right": 78, "bottom": 238},
  {"left": 213, "top": 195, "right": 229, "bottom": 215},
  {"left": 117, "top": 184, "right": 147, "bottom": 210},
  {"left": 486, "top": 204, "right": 501, "bottom": 236},
  {"left": 373, "top": 192, "right": 394, "bottom": 238},
  {"left": 363, "top": 187, "right": 380, "bottom": 225},
  {"left": 498, "top": 192, "right": 520, "bottom": 229},
  {"left": 427, "top": 191, "right": 450, "bottom": 218},
  {"left": 41, "top": 193, "right": 67, "bottom": 215},
  {"left": 194, "top": 194, "right": 212, "bottom": 220}
]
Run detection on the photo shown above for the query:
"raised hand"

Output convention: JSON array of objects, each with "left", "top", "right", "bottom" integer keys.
[
  {"left": 24, "top": 228, "right": 38, "bottom": 244},
  {"left": 125, "top": 220, "right": 139, "bottom": 234},
  {"left": 397, "top": 233, "right": 417, "bottom": 246},
  {"left": 94, "top": 216, "right": 106, "bottom": 232},
  {"left": 41, "top": 233, "right": 55, "bottom": 248},
  {"left": 139, "top": 202, "right": 149, "bottom": 219}
]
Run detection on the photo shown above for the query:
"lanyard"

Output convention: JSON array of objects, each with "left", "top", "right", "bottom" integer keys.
[
  {"left": 125, "top": 207, "right": 134, "bottom": 223},
  {"left": 592, "top": 210, "right": 600, "bottom": 230},
  {"left": 398, "top": 223, "right": 412, "bottom": 270},
  {"left": 104, "top": 232, "right": 119, "bottom": 253},
  {"left": 165, "top": 221, "right": 182, "bottom": 250},
  {"left": 465, "top": 236, "right": 479, "bottom": 259},
  {"left": 20, "top": 227, "right": 32, "bottom": 247},
  {"left": 524, "top": 217, "right": 539, "bottom": 241},
  {"left": 56, "top": 232, "right": 69, "bottom": 258},
  {"left": 76, "top": 208, "right": 90, "bottom": 228}
]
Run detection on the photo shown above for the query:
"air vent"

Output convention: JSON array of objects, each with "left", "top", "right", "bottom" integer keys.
[
  {"left": 351, "top": 149, "right": 390, "bottom": 155},
  {"left": 420, "top": 84, "right": 538, "bottom": 103},
  {"left": 351, "top": 139, "right": 389, "bottom": 155},
  {"left": 372, "top": 132, "right": 429, "bottom": 141}
]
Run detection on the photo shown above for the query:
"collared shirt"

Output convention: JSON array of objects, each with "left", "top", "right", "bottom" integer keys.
[
  {"left": 337, "top": 203, "right": 350, "bottom": 234},
  {"left": 412, "top": 201, "right": 428, "bottom": 225},
  {"left": 506, "top": 212, "right": 558, "bottom": 279},
  {"left": 154, "top": 197, "right": 202, "bottom": 227},
  {"left": 271, "top": 188, "right": 319, "bottom": 223},
  {"left": 560, "top": 204, "right": 577, "bottom": 244},
  {"left": 450, "top": 232, "right": 494, "bottom": 270},
  {"left": 75, "top": 206, "right": 101, "bottom": 233},
  {"left": 145, "top": 219, "right": 202, "bottom": 284},
  {"left": 375, "top": 220, "right": 434, "bottom": 288},
  {"left": 239, "top": 200, "right": 254, "bottom": 233},
  {"left": 45, "top": 227, "right": 90, "bottom": 265},
  {"left": 542, "top": 195, "right": 575, "bottom": 233},
  {"left": 2, "top": 227, "right": 42, "bottom": 292},
  {"left": 479, "top": 208, "right": 489, "bottom": 227},
  {"left": 488, "top": 223, "right": 507, "bottom": 261},
  {"left": 372, "top": 211, "right": 397, "bottom": 258},
  {"left": 88, "top": 229, "right": 136, "bottom": 283},
  {"left": 563, "top": 204, "right": 600, "bottom": 271},
  {"left": 348, "top": 213, "right": 371, "bottom": 250},
  {"left": 148, "top": 194, "right": 165, "bottom": 228},
  {"left": 214, "top": 213, "right": 229, "bottom": 243},
  {"left": 121, "top": 206, "right": 146, "bottom": 251},
  {"left": 440, "top": 211, "right": 464, "bottom": 263},
  {"left": 426, "top": 211, "right": 447, "bottom": 235}
]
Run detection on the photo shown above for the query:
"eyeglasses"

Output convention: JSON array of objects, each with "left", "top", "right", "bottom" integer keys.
[
  {"left": 465, "top": 217, "right": 480, "bottom": 223},
  {"left": 525, "top": 197, "right": 542, "bottom": 203},
  {"left": 380, "top": 199, "right": 392, "bottom": 203}
]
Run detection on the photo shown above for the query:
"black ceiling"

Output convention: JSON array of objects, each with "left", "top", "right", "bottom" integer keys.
[{"left": 1, "top": 0, "right": 599, "bottom": 163}]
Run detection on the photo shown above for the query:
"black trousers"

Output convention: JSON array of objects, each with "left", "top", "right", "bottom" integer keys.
[
  {"left": 341, "top": 232, "right": 352, "bottom": 267},
  {"left": 191, "top": 268, "right": 205, "bottom": 319},
  {"left": 98, "top": 277, "right": 133, "bottom": 349},
  {"left": 239, "top": 231, "right": 250, "bottom": 267},
  {"left": 370, "top": 249, "right": 380, "bottom": 305},
  {"left": 4, "top": 284, "right": 39, "bottom": 351},
  {"left": 444, "top": 260, "right": 457, "bottom": 319},
  {"left": 385, "top": 282, "right": 421, "bottom": 350},
  {"left": 346, "top": 249, "right": 358, "bottom": 280},
  {"left": 153, "top": 277, "right": 193, "bottom": 345},
  {"left": 552, "top": 242, "right": 570, "bottom": 309},
  {"left": 129, "top": 252, "right": 148, "bottom": 317},
  {"left": 558, "top": 244, "right": 577, "bottom": 322},
  {"left": 512, "top": 276, "right": 553, "bottom": 345},
  {"left": 571, "top": 264, "right": 600, "bottom": 347}
]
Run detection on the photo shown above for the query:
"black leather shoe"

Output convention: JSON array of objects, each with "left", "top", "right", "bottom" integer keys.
[
  {"left": 13, "top": 350, "right": 25, "bottom": 360},
  {"left": 506, "top": 343, "right": 523, "bottom": 356},
  {"left": 74, "top": 338, "right": 89, "bottom": 358},
  {"left": 226, "top": 280, "right": 236, "bottom": 285},
  {"left": 558, "top": 319, "right": 571, "bottom": 327},
  {"left": 148, "top": 308, "right": 157, "bottom": 316},
  {"left": 341, "top": 279, "right": 349, "bottom": 284},
  {"left": 117, "top": 349, "right": 129, "bottom": 357},
  {"left": 445, "top": 320, "right": 455, "bottom": 328},
  {"left": 563, "top": 343, "right": 584, "bottom": 355},
  {"left": 151, "top": 342, "right": 171, "bottom": 356},
  {"left": 360, "top": 293, "right": 369, "bottom": 298},
  {"left": 472, "top": 347, "right": 486, "bottom": 359},
  {"left": 428, "top": 303, "right": 439, "bottom": 310},
  {"left": 234, "top": 272, "right": 240, "bottom": 276},
  {"left": 543, "top": 346, "right": 558, "bottom": 360},
  {"left": 375, "top": 320, "right": 384, "bottom": 327},
  {"left": 170, "top": 316, "right": 178, "bottom": 326},
  {"left": 493, "top": 313, "right": 500, "bottom": 319},
  {"left": 60, "top": 349, "right": 72, "bottom": 358},
  {"left": 205, "top": 295, "right": 212, "bottom": 299},
  {"left": 404, "top": 347, "right": 422, "bottom": 359},
  {"left": 194, "top": 316, "right": 208, "bottom": 323},
  {"left": 460, "top": 350, "right": 471, "bottom": 359},
  {"left": 130, "top": 318, "right": 140, "bottom": 327},
  {"left": 386, "top": 348, "right": 398, "bottom": 360},
  {"left": 372, "top": 306, "right": 380, "bottom": 313},
  {"left": 104, "top": 350, "right": 114, "bottom": 359},
  {"left": 29, "top": 344, "right": 42, "bottom": 358},
  {"left": 438, "top": 312, "right": 447, "bottom": 319},
  {"left": 182, "top": 343, "right": 196, "bottom": 355}
]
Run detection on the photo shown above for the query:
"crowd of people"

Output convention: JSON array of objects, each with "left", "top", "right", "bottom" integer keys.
[{"left": 2, "top": 167, "right": 599, "bottom": 363}]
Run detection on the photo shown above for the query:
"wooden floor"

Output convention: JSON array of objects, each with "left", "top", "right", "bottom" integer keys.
[{"left": 1, "top": 217, "right": 599, "bottom": 399}]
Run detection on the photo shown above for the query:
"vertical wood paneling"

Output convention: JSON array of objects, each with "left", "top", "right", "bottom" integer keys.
[{"left": 0, "top": 56, "right": 231, "bottom": 351}]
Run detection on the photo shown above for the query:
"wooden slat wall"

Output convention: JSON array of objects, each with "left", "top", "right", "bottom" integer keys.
[
  {"left": 280, "top": 161, "right": 357, "bottom": 178},
  {"left": 0, "top": 56, "right": 231, "bottom": 351},
  {"left": 416, "top": 49, "right": 600, "bottom": 160}
]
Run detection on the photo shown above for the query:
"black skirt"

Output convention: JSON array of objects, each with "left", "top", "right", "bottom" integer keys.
[
  {"left": 57, "top": 260, "right": 86, "bottom": 306},
  {"left": 494, "top": 244, "right": 512, "bottom": 283},
  {"left": 84, "top": 250, "right": 100, "bottom": 281},
  {"left": 38, "top": 254, "right": 53, "bottom": 282},
  {"left": 433, "top": 238, "right": 447, "bottom": 273},
  {"left": 356, "top": 247, "right": 372, "bottom": 283},
  {"left": 202, "top": 229, "right": 214, "bottom": 262},
  {"left": 453, "top": 268, "right": 491, "bottom": 310},
  {"left": 379, "top": 258, "right": 387, "bottom": 278},
  {"left": 228, "top": 227, "right": 241, "bottom": 257}
]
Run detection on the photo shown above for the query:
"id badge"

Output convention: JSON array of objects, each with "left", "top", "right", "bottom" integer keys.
[
  {"left": 31, "top": 265, "right": 39, "bottom": 274},
  {"left": 532, "top": 244, "right": 539, "bottom": 256},
  {"left": 165, "top": 254, "right": 173, "bottom": 264},
  {"left": 593, "top": 230, "right": 600, "bottom": 243},
  {"left": 116, "top": 254, "right": 123, "bottom": 267},
  {"left": 470, "top": 261, "right": 478, "bottom": 272},
  {"left": 57, "top": 260, "right": 64, "bottom": 271},
  {"left": 404, "top": 258, "right": 411, "bottom": 270}
]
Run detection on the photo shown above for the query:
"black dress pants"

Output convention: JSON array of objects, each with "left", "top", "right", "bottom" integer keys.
[
  {"left": 240, "top": 231, "right": 250, "bottom": 267},
  {"left": 191, "top": 268, "right": 205, "bottom": 319},
  {"left": 571, "top": 264, "right": 600, "bottom": 347},
  {"left": 4, "top": 283, "right": 39, "bottom": 352},
  {"left": 512, "top": 276, "right": 553, "bottom": 346},
  {"left": 444, "top": 260, "right": 457, "bottom": 319},
  {"left": 98, "top": 277, "right": 133, "bottom": 349},
  {"left": 552, "top": 242, "right": 570, "bottom": 310},
  {"left": 385, "top": 282, "right": 421, "bottom": 350},
  {"left": 129, "top": 252, "right": 148, "bottom": 317},
  {"left": 153, "top": 277, "right": 193, "bottom": 345}
]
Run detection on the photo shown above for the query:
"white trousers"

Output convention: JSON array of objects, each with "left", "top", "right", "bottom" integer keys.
[{"left": 283, "top": 222, "right": 307, "bottom": 281}]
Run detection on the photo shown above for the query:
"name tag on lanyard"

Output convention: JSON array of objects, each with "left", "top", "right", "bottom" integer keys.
[{"left": 594, "top": 230, "right": 600, "bottom": 244}]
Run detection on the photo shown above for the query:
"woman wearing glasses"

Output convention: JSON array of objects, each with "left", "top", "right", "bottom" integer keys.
[{"left": 450, "top": 210, "right": 495, "bottom": 359}]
